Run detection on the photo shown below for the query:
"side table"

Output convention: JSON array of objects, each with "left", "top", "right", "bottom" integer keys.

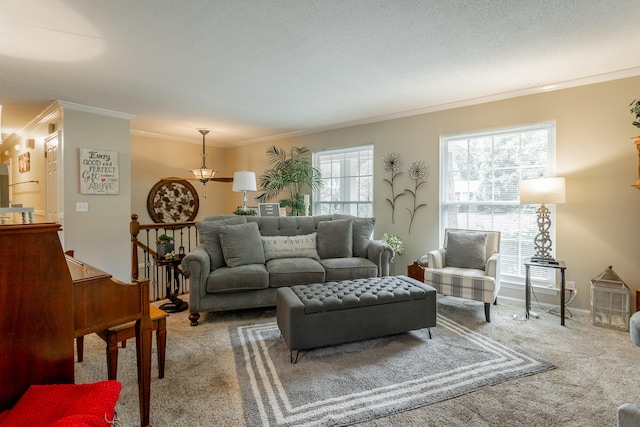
[
  {"left": 155, "top": 256, "right": 188, "bottom": 313},
  {"left": 524, "top": 259, "right": 567, "bottom": 326},
  {"left": 407, "top": 261, "right": 427, "bottom": 282}
]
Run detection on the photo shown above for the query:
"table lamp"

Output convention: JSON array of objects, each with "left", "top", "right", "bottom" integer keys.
[
  {"left": 232, "top": 171, "right": 257, "bottom": 211},
  {"left": 519, "top": 176, "right": 565, "bottom": 263}
]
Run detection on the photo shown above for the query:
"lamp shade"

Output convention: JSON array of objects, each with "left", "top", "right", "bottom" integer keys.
[
  {"left": 191, "top": 167, "right": 215, "bottom": 181},
  {"left": 519, "top": 177, "right": 566, "bottom": 204},
  {"left": 232, "top": 171, "right": 257, "bottom": 192}
]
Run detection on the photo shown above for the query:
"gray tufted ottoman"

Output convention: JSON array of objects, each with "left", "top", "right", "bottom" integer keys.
[{"left": 276, "top": 275, "right": 437, "bottom": 360}]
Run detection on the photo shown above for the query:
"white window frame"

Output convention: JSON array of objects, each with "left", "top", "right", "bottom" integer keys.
[
  {"left": 312, "top": 145, "right": 374, "bottom": 217},
  {"left": 440, "top": 122, "right": 558, "bottom": 287}
]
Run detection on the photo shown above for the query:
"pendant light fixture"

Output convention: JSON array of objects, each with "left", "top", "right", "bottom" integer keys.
[{"left": 192, "top": 129, "right": 216, "bottom": 185}]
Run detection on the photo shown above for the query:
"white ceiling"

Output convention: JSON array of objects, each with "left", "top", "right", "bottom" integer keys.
[{"left": 1, "top": 0, "right": 640, "bottom": 147}]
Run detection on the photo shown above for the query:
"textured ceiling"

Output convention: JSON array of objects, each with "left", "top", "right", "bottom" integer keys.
[{"left": 1, "top": 0, "right": 640, "bottom": 146}]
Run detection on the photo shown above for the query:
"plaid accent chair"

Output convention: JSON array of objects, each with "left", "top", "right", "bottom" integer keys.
[{"left": 423, "top": 229, "right": 500, "bottom": 322}]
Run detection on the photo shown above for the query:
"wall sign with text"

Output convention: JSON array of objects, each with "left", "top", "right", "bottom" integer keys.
[
  {"left": 79, "top": 148, "right": 119, "bottom": 194},
  {"left": 258, "top": 203, "right": 281, "bottom": 217}
]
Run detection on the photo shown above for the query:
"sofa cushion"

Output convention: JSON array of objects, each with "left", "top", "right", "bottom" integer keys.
[
  {"left": 320, "top": 257, "right": 378, "bottom": 281},
  {"left": 317, "top": 219, "right": 353, "bottom": 259},
  {"left": 266, "top": 258, "right": 326, "bottom": 287},
  {"left": 196, "top": 217, "right": 247, "bottom": 269},
  {"left": 445, "top": 231, "right": 487, "bottom": 270},
  {"left": 262, "top": 232, "right": 320, "bottom": 261},
  {"left": 334, "top": 215, "right": 375, "bottom": 258},
  {"left": 206, "top": 264, "right": 269, "bottom": 293},
  {"left": 219, "top": 222, "right": 266, "bottom": 267}
]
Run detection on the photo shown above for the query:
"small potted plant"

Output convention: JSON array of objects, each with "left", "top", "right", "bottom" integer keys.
[
  {"left": 233, "top": 208, "right": 257, "bottom": 216},
  {"left": 379, "top": 233, "right": 404, "bottom": 254},
  {"left": 631, "top": 99, "right": 640, "bottom": 130},
  {"left": 156, "top": 234, "right": 174, "bottom": 259}
]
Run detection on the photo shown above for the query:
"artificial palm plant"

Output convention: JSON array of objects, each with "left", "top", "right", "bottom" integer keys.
[{"left": 255, "top": 146, "right": 322, "bottom": 216}]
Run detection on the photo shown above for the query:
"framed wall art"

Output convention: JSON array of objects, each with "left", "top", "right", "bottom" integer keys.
[
  {"left": 79, "top": 148, "right": 119, "bottom": 194},
  {"left": 147, "top": 179, "right": 199, "bottom": 223},
  {"left": 18, "top": 153, "right": 30, "bottom": 173},
  {"left": 258, "top": 203, "right": 280, "bottom": 217}
]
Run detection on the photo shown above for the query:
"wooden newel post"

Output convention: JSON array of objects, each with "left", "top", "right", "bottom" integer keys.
[{"left": 130, "top": 214, "right": 140, "bottom": 280}]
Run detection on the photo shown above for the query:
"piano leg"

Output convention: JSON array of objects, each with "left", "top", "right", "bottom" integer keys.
[{"left": 135, "top": 315, "right": 152, "bottom": 427}]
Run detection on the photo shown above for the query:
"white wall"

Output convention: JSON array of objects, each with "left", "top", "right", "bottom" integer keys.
[
  {"left": 9, "top": 75, "right": 639, "bottom": 311},
  {"left": 217, "top": 75, "right": 640, "bottom": 312},
  {"left": 61, "top": 106, "right": 132, "bottom": 281}
]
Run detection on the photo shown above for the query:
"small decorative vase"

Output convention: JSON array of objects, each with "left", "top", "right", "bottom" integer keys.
[{"left": 389, "top": 261, "right": 396, "bottom": 276}]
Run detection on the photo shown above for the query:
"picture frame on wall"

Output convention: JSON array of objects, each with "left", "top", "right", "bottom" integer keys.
[
  {"left": 258, "top": 203, "right": 280, "bottom": 217},
  {"left": 79, "top": 148, "right": 119, "bottom": 195},
  {"left": 18, "top": 153, "right": 30, "bottom": 173}
]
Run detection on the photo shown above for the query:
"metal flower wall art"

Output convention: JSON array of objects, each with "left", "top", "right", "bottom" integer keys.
[
  {"left": 382, "top": 152, "right": 405, "bottom": 224},
  {"left": 405, "top": 160, "right": 429, "bottom": 234}
]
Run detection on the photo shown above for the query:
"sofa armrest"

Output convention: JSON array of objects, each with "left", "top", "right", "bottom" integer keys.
[
  {"left": 427, "top": 248, "right": 445, "bottom": 269},
  {"left": 181, "top": 245, "right": 211, "bottom": 310},
  {"left": 366, "top": 240, "right": 395, "bottom": 277}
]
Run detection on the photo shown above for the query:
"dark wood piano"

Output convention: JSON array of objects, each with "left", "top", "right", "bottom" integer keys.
[{"left": 0, "top": 223, "right": 152, "bottom": 427}]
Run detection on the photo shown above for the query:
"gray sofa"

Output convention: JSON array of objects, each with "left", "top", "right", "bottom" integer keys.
[{"left": 181, "top": 214, "right": 394, "bottom": 325}]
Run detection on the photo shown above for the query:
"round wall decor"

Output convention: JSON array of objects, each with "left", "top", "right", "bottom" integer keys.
[{"left": 146, "top": 179, "right": 199, "bottom": 223}]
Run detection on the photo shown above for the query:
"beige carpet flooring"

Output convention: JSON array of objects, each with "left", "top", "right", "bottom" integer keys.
[{"left": 75, "top": 296, "right": 639, "bottom": 426}]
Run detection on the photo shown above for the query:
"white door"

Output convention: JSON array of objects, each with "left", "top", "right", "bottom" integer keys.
[{"left": 45, "top": 132, "right": 60, "bottom": 223}]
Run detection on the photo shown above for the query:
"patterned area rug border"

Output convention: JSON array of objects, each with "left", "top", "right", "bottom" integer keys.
[{"left": 230, "top": 314, "right": 555, "bottom": 427}]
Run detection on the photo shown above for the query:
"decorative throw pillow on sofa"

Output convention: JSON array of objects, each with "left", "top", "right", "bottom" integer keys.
[
  {"left": 196, "top": 217, "right": 247, "bottom": 269},
  {"left": 219, "top": 222, "right": 266, "bottom": 267},
  {"left": 262, "top": 232, "right": 320, "bottom": 261},
  {"left": 333, "top": 214, "right": 375, "bottom": 258},
  {"left": 445, "top": 231, "right": 487, "bottom": 270},
  {"left": 317, "top": 219, "right": 353, "bottom": 259}
]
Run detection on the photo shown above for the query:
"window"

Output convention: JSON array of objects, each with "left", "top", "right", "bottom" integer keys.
[
  {"left": 313, "top": 145, "right": 373, "bottom": 217},
  {"left": 440, "top": 123, "right": 557, "bottom": 285}
]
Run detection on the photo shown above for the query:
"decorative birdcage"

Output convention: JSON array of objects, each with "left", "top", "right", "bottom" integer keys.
[{"left": 590, "top": 265, "right": 630, "bottom": 331}]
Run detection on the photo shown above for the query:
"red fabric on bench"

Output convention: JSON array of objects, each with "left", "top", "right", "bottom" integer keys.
[{"left": 0, "top": 380, "right": 121, "bottom": 427}]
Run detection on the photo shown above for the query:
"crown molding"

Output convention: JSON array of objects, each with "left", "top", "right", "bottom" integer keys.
[
  {"left": 56, "top": 100, "right": 135, "bottom": 120},
  {"left": 3, "top": 100, "right": 137, "bottom": 144},
  {"left": 130, "top": 129, "right": 228, "bottom": 148},
  {"left": 118, "top": 66, "right": 640, "bottom": 148},
  {"left": 229, "top": 67, "right": 640, "bottom": 147}
]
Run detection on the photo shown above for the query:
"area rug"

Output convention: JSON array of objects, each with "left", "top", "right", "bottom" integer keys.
[{"left": 229, "top": 313, "right": 555, "bottom": 427}]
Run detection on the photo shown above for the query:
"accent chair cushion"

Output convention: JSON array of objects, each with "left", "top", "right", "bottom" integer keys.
[
  {"left": 262, "top": 232, "right": 320, "bottom": 261},
  {"left": 196, "top": 217, "right": 247, "bottom": 269},
  {"left": 445, "top": 231, "right": 487, "bottom": 270},
  {"left": 424, "top": 266, "right": 497, "bottom": 304},
  {"left": 317, "top": 219, "right": 353, "bottom": 259},
  {"left": 219, "top": 222, "right": 266, "bottom": 267}
]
